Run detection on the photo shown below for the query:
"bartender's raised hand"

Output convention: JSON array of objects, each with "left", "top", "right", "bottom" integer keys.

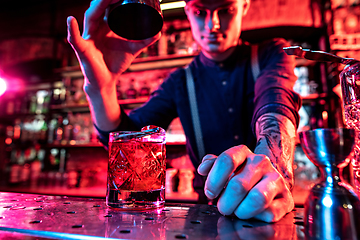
[
  {"left": 197, "top": 113, "right": 296, "bottom": 223},
  {"left": 66, "top": 0, "right": 160, "bottom": 131},
  {"left": 66, "top": 0, "right": 160, "bottom": 91}
]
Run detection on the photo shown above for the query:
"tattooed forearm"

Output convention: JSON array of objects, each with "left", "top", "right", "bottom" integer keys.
[{"left": 254, "top": 113, "right": 296, "bottom": 190}]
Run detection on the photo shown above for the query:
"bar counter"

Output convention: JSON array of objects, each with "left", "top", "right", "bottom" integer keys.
[{"left": 0, "top": 192, "right": 305, "bottom": 239}]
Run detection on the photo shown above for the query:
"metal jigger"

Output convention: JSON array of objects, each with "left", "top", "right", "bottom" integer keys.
[{"left": 299, "top": 128, "right": 360, "bottom": 240}]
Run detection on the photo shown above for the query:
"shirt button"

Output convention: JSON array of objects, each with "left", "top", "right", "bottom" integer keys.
[
  {"left": 234, "top": 135, "right": 239, "bottom": 140},
  {"left": 222, "top": 81, "right": 227, "bottom": 86},
  {"left": 219, "top": 63, "right": 224, "bottom": 68},
  {"left": 228, "top": 108, "right": 233, "bottom": 113}
]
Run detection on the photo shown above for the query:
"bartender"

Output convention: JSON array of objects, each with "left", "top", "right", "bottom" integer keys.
[{"left": 66, "top": 0, "right": 301, "bottom": 222}]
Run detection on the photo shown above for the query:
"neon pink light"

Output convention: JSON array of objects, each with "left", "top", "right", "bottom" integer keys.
[{"left": 0, "top": 77, "right": 6, "bottom": 96}]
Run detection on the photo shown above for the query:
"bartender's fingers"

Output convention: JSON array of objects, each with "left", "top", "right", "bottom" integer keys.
[
  {"left": 67, "top": 16, "right": 85, "bottom": 53},
  {"left": 204, "top": 145, "right": 252, "bottom": 200},
  {"left": 216, "top": 154, "right": 266, "bottom": 216},
  {"left": 234, "top": 173, "right": 293, "bottom": 222},
  {"left": 83, "top": 0, "right": 112, "bottom": 37},
  {"left": 233, "top": 173, "right": 284, "bottom": 219},
  {"left": 197, "top": 154, "right": 217, "bottom": 176},
  {"left": 253, "top": 196, "right": 294, "bottom": 222}
]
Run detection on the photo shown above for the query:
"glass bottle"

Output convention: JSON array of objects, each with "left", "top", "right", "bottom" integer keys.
[{"left": 126, "top": 79, "right": 137, "bottom": 99}]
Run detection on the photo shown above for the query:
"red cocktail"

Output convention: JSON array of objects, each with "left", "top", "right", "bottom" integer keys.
[{"left": 107, "top": 126, "right": 166, "bottom": 210}]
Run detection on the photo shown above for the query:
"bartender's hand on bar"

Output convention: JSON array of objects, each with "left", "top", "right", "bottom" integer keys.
[
  {"left": 197, "top": 113, "right": 296, "bottom": 223},
  {"left": 66, "top": 0, "right": 160, "bottom": 131}
]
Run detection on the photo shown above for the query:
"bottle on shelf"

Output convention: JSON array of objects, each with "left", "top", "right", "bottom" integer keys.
[
  {"left": 72, "top": 120, "right": 81, "bottom": 144},
  {"left": 139, "top": 80, "right": 150, "bottom": 97},
  {"left": 5, "top": 125, "right": 14, "bottom": 145},
  {"left": 35, "top": 90, "right": 50, "bottom": 114},
  {"left": 21, "top": 93, "right": 31, "bottom": 114},
  {"left": 178, "top": 169, "right": 195, "bottom": 194},
  {"left": 49, "top": 148, "right": 60, "bottom": 171},
  {"left": 8, "top": 149, "right": 22, "bottom": 186},
  {"left": 62, "top": 115, "right": 72, "bottom": 145},
  {"left": 51, "top": 83, "right": 66, "bottom": 106},
  {"left": 39, "top": 119, "right": 48, "bottom": 144},
  {"left": 116, "top": 80, "right": 123, "bottom": 100},
  {"left": 126, "top": 79, "right": 137, "bottom": 99},
  {"left": 29, "top": 94, "right": 38, "bottom": 114},
  {"left": 54, "top": 116, "right": 64, "bottom": 145},
  {"left": 13, "top": 119, "right": 21, "bottom": 141},
  {"left": 29, "top": 144, "right": 43, "bottom": 188},
  {"left": 47, "top": 117, "right": 58, "bottom": 144},
  {"left": 80, "top": 115, "right": 91, "bottom": 144},
  {"left": 20, "top": 147, "right": 34, "bottom": 186}
]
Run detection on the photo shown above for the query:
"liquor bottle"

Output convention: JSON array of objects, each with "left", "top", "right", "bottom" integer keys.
[
  {"left": 49, "top": 148, "right": 60, "bottom": 171},
  {"left": 30, "top": 144, "right": 42, "bottom": 188},
  {"left": 9, "top": 152, "right": 21, "bottom": 186},
  {"left": 13, "top": 119, "right": 21, "bottom": 141},
  {"left": 6, "top": 96, "right": 15, "bottom": 115},
  {"left": 51, "top": 88, "right": 61, "bottom": 105},
  {"left": 48, "top": 117, "right": 58, "bottom": 144},
  {"left": 126, "top": 79, "right": 137, "bottom": 99},
  {"left": 39, "top": 120, "right": 48, "bottom": 144},
  {"left": 139, "top": 81, "right": 150, "bottom": 97},
  {"left": 62, "top": 116, "right": 71, "bottom": 144},
  {"left": 116, "top": 81, "right": 123, "bottom": 100},
  {"left": 54, "top": 116, "right": 64, "bottom": 145},
  {"left": 29, "top": 95, "right": 37, "bottom": 114}
]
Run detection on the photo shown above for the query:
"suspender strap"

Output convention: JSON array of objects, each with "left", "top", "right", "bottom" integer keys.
[
  {"left": 251, "top": 44, "right": 260, "bottom": 81},
  {"left": 185, "top": 44, "right": 259, "bottom": 161},
  {"left": 185, "top": 66, "right": 206, "bottom": 161}
]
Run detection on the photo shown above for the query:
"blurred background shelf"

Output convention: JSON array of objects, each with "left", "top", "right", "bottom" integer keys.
[{"left": 0, "top": 0, "right": 352, "bottom": 202}]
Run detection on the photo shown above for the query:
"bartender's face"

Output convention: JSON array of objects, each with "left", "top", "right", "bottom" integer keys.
[{"left": 185, "top": 0, "right": 250, "bottom": 61}]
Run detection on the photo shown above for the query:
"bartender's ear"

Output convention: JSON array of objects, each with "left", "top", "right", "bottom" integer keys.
[{"left": 242, "top": 0, "right": 250, "bottom": 16}]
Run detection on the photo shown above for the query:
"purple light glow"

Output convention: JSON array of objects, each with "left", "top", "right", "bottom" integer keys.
[{"left": 0, "top": 77, "right": 6, "bottom": 96}]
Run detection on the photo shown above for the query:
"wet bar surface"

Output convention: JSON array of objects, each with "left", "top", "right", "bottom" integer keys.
[{"left": 0, "top": 192, "right": 305, "bottom": 239}]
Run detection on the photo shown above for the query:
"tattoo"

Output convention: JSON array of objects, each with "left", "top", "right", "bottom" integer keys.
[{"left": 255, "top": 114, "right": 296, "bottom": 190}]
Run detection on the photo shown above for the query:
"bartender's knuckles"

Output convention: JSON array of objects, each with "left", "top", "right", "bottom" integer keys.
[
  {"left": 225, "top": 177, "right": 250, "bottom": 196},
  {"left": 247, "top": 188, "right": 273, "bottom": 209},
  {"left": 265, "top": 169, "right": 285, "bottom": 186}
]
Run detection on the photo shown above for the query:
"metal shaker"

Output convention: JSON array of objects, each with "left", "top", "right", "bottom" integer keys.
[
  {"left": 105, "top": 0, "right": 163, "bottom": 40},
  {"left": 299, "top": 128, "right": 360, "bottom": 240}
]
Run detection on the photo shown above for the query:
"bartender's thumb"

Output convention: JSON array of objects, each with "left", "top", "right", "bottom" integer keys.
[{"left": 67, "top": 16, "right": 83, "bottom": 52}]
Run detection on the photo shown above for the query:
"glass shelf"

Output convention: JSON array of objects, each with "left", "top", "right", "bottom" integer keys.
[
  {"left": 50, "top": 96, "right": 150, "bottom": 112},
  {"left": 55, "top": 53, "right": 197, "bottom": 78}
]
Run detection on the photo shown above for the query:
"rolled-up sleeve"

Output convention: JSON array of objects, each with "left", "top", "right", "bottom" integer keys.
[{"left": 251, "top": 39, "right": 302, "bottom": 131}]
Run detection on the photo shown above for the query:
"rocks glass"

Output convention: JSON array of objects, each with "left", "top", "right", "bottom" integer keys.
[{"left": 106, "top": 125, "right": 166, "bottom": 210}]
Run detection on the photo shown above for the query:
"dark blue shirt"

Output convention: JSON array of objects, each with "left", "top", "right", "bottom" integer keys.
[{"left": 96, "top": 38, "right": 301, "bottom": 187}]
